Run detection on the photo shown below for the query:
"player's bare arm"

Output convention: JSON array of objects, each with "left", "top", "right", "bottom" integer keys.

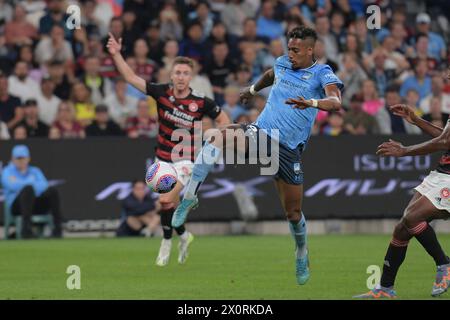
[
  {"left": 240, "top": 68, "right": 275, "bottom": 104},
  {"left": 285, "top": 84, "right": 342, "bottom": 111},
  {"left": 390, "top": 104, "right": 443, "bottom": 137},
  {"left": 106, "top": 32, "right": 146, "bottom": 93},
  {"left": 213, "top": 110, "right": 231, "bottom": 129},
  {"left": 377, "top": 122, "right": 450, "bottom": 157}
]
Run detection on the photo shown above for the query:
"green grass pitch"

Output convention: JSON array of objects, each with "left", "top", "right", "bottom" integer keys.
[{"left": 1, "top": 234, "right": 449, "bottom": 300}]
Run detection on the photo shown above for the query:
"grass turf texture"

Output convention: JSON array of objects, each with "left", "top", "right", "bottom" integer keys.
[{"left": 0, "top": 234, "right": 449, "bottom": 300}]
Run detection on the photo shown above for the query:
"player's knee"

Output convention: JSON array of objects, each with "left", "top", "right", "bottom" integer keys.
[
  {"left": 160, "top": 200, "right": 175, "bottom": 210},
  {"left": 285, "top": 208, "right": 301, "bottom": 221}
]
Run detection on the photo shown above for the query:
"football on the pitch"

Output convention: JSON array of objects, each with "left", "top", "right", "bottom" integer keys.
[{"left": 145, "top": 162, "right": 178, "bottom": 194}]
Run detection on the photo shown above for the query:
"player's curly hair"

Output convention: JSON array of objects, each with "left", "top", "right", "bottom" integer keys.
[{"left": 288, "top": 26, "right": 318, "bottom": 43}]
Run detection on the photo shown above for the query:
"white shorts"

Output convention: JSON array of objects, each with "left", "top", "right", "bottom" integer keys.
[
  {"left": 155, "top": 158, "right": 194, "bottom": 187},
  {"left": 414, "top": 170, "right": 450, "bottom": 212}
]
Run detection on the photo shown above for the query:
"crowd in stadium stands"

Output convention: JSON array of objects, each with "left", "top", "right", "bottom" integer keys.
[{"left": 0, "top": 0, "right": 450, "bottom": 140}]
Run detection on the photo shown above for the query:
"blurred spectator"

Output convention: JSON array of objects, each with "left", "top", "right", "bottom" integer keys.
[
  {"left": 8, "top": 60, "right": 40, "bottom": 103},
  {"left": 18, "top": 44, "right": 43, "bottom": 83},
  {"left": 406, "top": 89, "right": 421, "bottom": 111},
  {"left": 205, "top": 21, "right": 239, "bottom": 60},
  {"left": 415, "top": 13, "right": 446, "bottom": 62},
  {"left": 235, "top": 113, "right": 249, "bottom": 124},
  {"left": 85, "top": 104, "right": 123, "bottom": 137},
  {"left": 420, "top": 75, "right": 450, "bottom": 114},
  {"left": 103, "top": 17, "right": 131, "bottom": 57},
  {"left": 390, "top": 22, "right": 409, "bottom": 54},
  {"left": 316, "top": 15, "right": 339, "bottom": 62},
  {"left": 222, "top": 85, "right": 247, "bottom": 122},
  {"left": 400, "top": 59, "right": 432, "bottom": 102},
  {"left": 116, "top": 180, "right": 160, "bottom": 237},
  {"left": 262, "top": 39, "right": 285, "bottom": 69},
  {"left": 406, "top": 33, "right": 439, "bottom": 73},
  {"left": 1, "top": 145, "right": 63, "bottom": 238},
  {"left": 188, "top": 0, "right": 215, "bottom": 41},
  {"left": 367, "top": 49, "right": 397, "bottom": 97},
  {"left": 80, "top": 55, "right": 113, "bottom": 105},
  {"left": 0, "top": 117, "right": 10, "bottom": 139},
  {"left": 20, "top": 0, "right": 47, "bottom": 27},
  {"left": 221, "top": 0, "right": 254, "bottom": 37},
  {"left": 231, "top": 64, "right": 253, "bottom": 88},
  {"left": 145, "top": 21, "right": 164, "bottom": 65},
  {"left": 13, "top": 99, "right": 49, "bottom": 138},
  {"left": 422, "top": 96, "right": 449, "bottom": 128},
  {"left": 103, "top": 77, "right": 138, "bottom": 128},
  {"left": 314, "top": 38, "right": 338, "bottom": 73},
  {"left": 35, "top": 25, "right": 74, "bottom": 66},
  {"left": 71, "top": 27, "right": 90, "bottom": 60},
  {"left": 0, "top": 0, "right": 13, "bottom": 26},
  {"left": 36, "top": 76, "right": 61, "bottom": 126},
  {"left": 330, "top": 10, "right": 347, "bottom": 52},
  {"left": 4, "top": 4, "right": 37, "bottom": 46},
  {"left": 38, "top": 0, "right": 71, "bottom": 39},
  {"left": 241, "top": 45, "right": 263, "bottom": 82},
  {"left": 238, "top": 18, "right": 270, "bottom": 53},
  {"left": 378, "top": 35, "right": 410, "bottom": 74},
  {"left": 375, "top": 85, "right": 421, "bottom": 135},
  {"left": 13, "top": 125, "right": 27, "bottom": 140},
  {"left": 361, "top": 79, "right": 384, "bottom": 116},
  {"left": 48, "top": 126, "right": 61, "bottom": 139},
  {"left": 121, "top": 10, "right": 140, "bottom": 56},
  {"left": 205, "top": 42, "right": 237, "bottom": 105},
  {"left": 47, "top": 60, "right": 71, "bottom": 100},
  {"left": 161, "top": 39, "right": 179, "bottom": 71},
  {"left": 70, "top": 81, "right": 95, "bottom": 126},
  {"left": 179, "top": 20, "right": 206, "bottom": 64},
  {"left": 159, "top": 4, "right": 183, "bottom": 42},
  {"left": 256, "top": 0, "right": 283, "bottom": 40},
  {"left": 247, "top": 108, "right": 260, "bottom": 123},
  {"left": 0, "top": 72, "right": 23, "bottom": 130},
  {"left": 337, "top": 53, "right": 367, "bottom": 107},
  {"left": 52, "top": 101, "right": 85, "bottom": 139},
  {"left": 81, "top": 0, "right": 106, "bottom": 38},
  {"left": 344, "top": 94, "right": 378, "bottom": 135},
  {"left": 133, "top": 38, "right": 158, "bottom": 83},
  {"left": 322, "top": 111, "right": 348, "bottom": 136},
  {"left": 190, "top": 60, "right": 214, "bottom": 100},
  {"left": 125, "top": 99, "right": 158, "bottom": 138}
]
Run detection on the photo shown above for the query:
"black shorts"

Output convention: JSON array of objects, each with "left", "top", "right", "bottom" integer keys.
[{"left": 242, "top": 124, "right": 304, "bottom": 185}]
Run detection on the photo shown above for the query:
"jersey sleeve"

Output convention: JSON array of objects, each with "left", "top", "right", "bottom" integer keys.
[
  {"left": 203, "top": 97, "right": 222, "bottom": 119},
  {"left": 145, "top": 82, "right": 168, "bottom": 99},
  {"left": 318, "top": 64, "right": 344, "bottom": 91}
]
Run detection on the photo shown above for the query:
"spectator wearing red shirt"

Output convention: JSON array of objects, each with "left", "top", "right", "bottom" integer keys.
[{"left": 125, "top": 99, "right": 158, "bottom": 138}]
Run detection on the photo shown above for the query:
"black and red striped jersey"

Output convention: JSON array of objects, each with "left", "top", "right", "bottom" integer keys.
[{"left": 146, "top": 82, "right": 221, "bottom": 162}]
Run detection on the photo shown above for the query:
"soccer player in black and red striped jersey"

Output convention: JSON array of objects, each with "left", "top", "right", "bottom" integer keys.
[
  {"left": 355, "top": 67, "right": 450, "bottom": 299},
  {"left": 107, "top": 33, "right": 230, "bottom": 266}
]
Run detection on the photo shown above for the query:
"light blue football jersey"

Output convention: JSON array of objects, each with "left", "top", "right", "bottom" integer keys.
[{"left": 255, "top": 55, "right": 344, "bottom": 150}]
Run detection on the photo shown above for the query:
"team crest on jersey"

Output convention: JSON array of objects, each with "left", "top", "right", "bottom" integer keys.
[
  {"left": 440, "top": 188, "right": 450, "bottom": 199},
  {"left": 293, "top": 162, "right": 301, "bottom": 174},
  {"left": 188, "top": 102, "right": 198, "bottom": 112},
  {"left": 301, "top": 72, "right": 313, "bottom": 80}
]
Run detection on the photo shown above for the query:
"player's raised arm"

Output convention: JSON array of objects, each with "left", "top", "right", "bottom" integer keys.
[
  {"left": 239, "top": 68, "right": 275, "bottom": 105},
  {"left": 390, "top": 104, "right": 443, "bottom": 138},
  {"left": 285, "top": 83, "right": 342, "bottom": 112},
  {"left": 377, "top": 122, "right": 450, "bottom": 157},
  {"left": 106, "top": 33, "right": 146, "bottom": 93}
]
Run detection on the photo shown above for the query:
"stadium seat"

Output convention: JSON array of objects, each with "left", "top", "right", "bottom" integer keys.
[{"left": 3, "top": 202, "right": 54, "bottom": 240}]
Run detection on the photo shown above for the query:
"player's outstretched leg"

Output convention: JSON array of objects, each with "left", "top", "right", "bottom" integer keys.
[
  {"left": 172, "top": 141, "right": 221, "bottom": 228},
  {"left": 290, "top": 213, "right": 309, "bottom": 285}
]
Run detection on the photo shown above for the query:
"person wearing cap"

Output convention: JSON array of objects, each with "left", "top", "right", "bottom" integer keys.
[
  {"left": 1, "top": 145, "right": 63, "bottom": 238},
  {"left": 85, "top": 104, "right": 123, "bottom": 137},
  {"left": 415, "top": 13, "right": 446, "bottom": 62},
  {"left": 13, "top": 99, "right": 49, "bottom": 138}
]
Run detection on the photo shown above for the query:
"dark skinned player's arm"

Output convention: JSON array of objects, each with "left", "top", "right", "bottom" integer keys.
[
  {"left": 285, "top": 84, "right": 342, "bottom": 112},
  {"left": 253, "top": 68, "right": 275, "bottom": 91},
  {"left": 402, "top": 123, "right": 450, "bottom": 156},
  {"left": 411, "top": 115, "right": 443, "bottom": 138}
]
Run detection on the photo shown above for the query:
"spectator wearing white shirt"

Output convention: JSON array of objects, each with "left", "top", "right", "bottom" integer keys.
[
  {"left": 0, "top": 119, "right": 10, "bottom": 140},
  {"left": 34, "top": 25, "right": 73, "bottom": 66},
  {"left": 8, "top": 60, "right": 40, "bottom": 103},
  {"left": 36, "top": 76, "right": 61, "bottom": 126},
  {"left": 420, "top": 74, "right": 450, "bottom": 114},
  {"left": 103, "top": 78, "right": 138, "bottom": 128}
]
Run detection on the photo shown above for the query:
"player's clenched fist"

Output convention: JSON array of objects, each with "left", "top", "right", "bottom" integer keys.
[{"left": 106, "top": 32, "right": 122, "bottom": 56}]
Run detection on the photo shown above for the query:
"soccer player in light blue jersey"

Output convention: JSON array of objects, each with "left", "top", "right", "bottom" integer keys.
[{"left": 173, "top": 26, "right": 344, "bottom": 284}]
